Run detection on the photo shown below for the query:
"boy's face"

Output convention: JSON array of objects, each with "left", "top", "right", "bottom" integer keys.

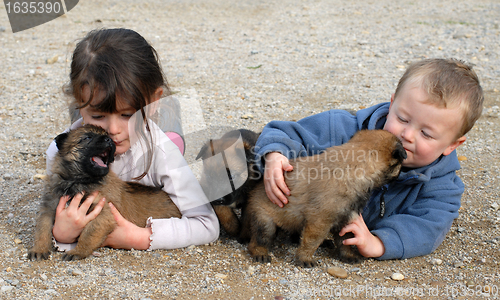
[{"left": 383, "top": 82, "right": 466, "bottom": 168}]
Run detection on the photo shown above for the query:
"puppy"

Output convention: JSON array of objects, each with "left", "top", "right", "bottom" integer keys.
[
  {"left": 242, "top": 130, "right": 406, "bottom": 267},
  {"left": 28, "top": 125, "right": 181, "bottom": 261},
  {"left": 196, "top": 129, "right": 261, "bottom": 237}
]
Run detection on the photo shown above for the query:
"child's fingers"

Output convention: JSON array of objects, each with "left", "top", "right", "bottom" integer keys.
[
  {"left": 108, "top": 202, "right": 125, "bottom": 223},
  {"left": 79, "top": 191, "right": 99, "bottom": 212},
  {"left": 85, "top": 198, "right": 106, "bottom": 221},
  {"left": 67, "top": 192, "right": 84, "bottom": 209},
  {"left": 56, "top": 195, "right": 71, "bottom": 214}
]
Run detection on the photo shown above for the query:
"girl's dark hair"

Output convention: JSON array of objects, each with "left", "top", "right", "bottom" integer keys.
[{"left": 65, "top": 28, "right": 171, "bottom": 180}]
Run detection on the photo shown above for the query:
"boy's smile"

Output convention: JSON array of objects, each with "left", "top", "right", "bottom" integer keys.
[{"left": 383, "top": 82, "right": 466, "bottom": 168}]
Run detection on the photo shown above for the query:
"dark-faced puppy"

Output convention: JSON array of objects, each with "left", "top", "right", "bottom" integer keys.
[
  {"left": 28, "top": 125, "right": 181, "bottom": 261},
  {"left": 242, "top": 130, "right": 406, "bottom": 267},
  {"left": 196, "top": 129, "right": 261, "bottom": 237}
]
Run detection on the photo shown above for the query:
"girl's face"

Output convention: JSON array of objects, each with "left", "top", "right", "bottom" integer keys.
[{"left": 79, "top": 87, "right": 135, "bottom": 155}]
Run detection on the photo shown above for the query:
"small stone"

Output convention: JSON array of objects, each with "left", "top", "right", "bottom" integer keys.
[
  {"left": 327, "top": 266, "right": 348, "bottom": 279},
  {"left": 430, "top": 258, "right": 443, "bottom": 265},
  {"left": 457, "top": 227, "right": 466, "bottom": 233},
  {"left": 241, "top": 114, "right": 254, "bottom": 119},
  {"left": 92, "top": 251, "right": 101, "bottom": 257},
  {"left": 14, "top": 238, "right": 21, "bottom": 244},
  {"left": 0, "top": 26, "right": 6, "bottom": 32},
  {"left": 10, "top": 280, "right": 19, "bottom": 286},
  {"left": 457, "top": 155, "right": 467, "bottom": 161},
  {"left": 6, "top": 267, "right": 12, "bottom": 272},
  {"left": 33, "top": 174, "right": 47, "bottom": 180},
  {"left": 247, "top": 266, "right": 255, "bottom": 275},
  {"left": 466, "top": 279, "right": 474, "bottom": 287},
  {"left": 454, "top": 261, "right": 465, "bottom": 268},
  {"left": 391, "top": 272, "right": 404, "bottom": 281},
  {"left": 491, "top": 202, "right": 499, "bottom": 210},
  {"left": 1, "top": 286, "right": 14, "bottom": 292},
  {"left": 215, "top": 273, "right": 227, "bottom": 279},
  {"left": 40, "top": 274, "right": 48, "bottom": 281},
  {"left": 46, "top": 55, "right": 59, "bottom": 64},
  {"left": 72, "top": 269, "right": 83, "bottom": 276}
]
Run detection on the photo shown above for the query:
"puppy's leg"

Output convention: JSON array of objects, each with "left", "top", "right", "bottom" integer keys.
[
  {"left": 213, "top": 205, "right": 240, "bottom": 237},
  {"left": 331, "top": 230, "right": 363, "bottom": 264},
  {"left": 61, "top": 209, "right": 115, "bottom": 261},
  {"left": 248, "top": 214, "right": 277, "bottom": 263},
  {"left": 238, "top": 206, "right": 251, "bottom": 244},
  {"left": 28, "top": 208, "right": 55, "bottom": 260},
  {"left": 296, "top": 221, "right": 332, "bottom": 268}
]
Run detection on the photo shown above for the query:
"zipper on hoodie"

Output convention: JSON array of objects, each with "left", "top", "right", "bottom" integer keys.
[{"left": 379, "top": 185, "right": 388, "bottom": 218}]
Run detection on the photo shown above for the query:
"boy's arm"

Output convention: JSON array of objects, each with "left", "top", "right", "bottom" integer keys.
[
  {"left": 255, "top": 109, "right": 360, "bottom": 172},
  {"left": 369, "top": 183, "right": 463, "bottom": 260}
]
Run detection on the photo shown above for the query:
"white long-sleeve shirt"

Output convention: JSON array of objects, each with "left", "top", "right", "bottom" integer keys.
[{"left": 46, "top": 118, "right": 219, "bottom": 251}]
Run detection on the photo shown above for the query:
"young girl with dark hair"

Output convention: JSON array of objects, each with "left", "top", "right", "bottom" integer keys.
[{"left": 46, "top": 28, "right": 219, "bottom": 251}]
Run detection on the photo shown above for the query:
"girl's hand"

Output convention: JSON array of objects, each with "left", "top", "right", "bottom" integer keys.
[
  {"left": 263, "top": 152, "right": 293, "bottom": 207},
  {"left": 339, "top": 214, "right": 385, "bottom": 258},
  {"left": 52, "top": 191, "right": 106, "bottom": 243},
  {"left": 101, "top": 202, "right": 152, "bottom": 250}
]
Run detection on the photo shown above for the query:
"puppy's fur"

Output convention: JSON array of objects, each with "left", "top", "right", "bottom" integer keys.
[
  {"left": 196, "top": 129, "right": 261, "bottom": 237},
  {"left": 28, "top": 125, "right": 181, "bottom": 261},
  {"left": 241, "top": 130, "right": 406, "bottom": 267}
]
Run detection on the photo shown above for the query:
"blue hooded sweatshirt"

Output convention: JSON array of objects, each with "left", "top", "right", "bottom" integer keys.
[{"left": 254, "top": 102, "right": 463, "bottom": 260}]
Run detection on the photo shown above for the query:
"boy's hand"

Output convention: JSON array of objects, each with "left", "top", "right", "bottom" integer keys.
[
  {"left": 339, "top": 213, "right": 385, "bottom": 258},
  {"left": 264, "top": 152, "right": 293, "bottom": 207},
  {"left": 52, "top": 191, "right": 105, "bottom": 243},
  {"left": 101, "top": 202, "right": 152, "bottom": 250}
]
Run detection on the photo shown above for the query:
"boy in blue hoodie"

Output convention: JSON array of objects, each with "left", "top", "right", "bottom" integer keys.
[{"left": 255, "top": 58, "right": 484, "bottom": 260}]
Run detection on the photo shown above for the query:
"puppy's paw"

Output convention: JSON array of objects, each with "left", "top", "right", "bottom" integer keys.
[
  {"left": 61, "top": 253, "right": 84, "bottom": 261},
  {"left": 27, "top": 250, "right": 50, "bottom": 261},
  {"left": 337, "top": 245, "right": 363, "bottom": 264},
  {"left": 296, "top": 258, "right": 318, "bottom": 268},
  {"left": 253, "top": 254, "right": 272, "bottom": 263}
]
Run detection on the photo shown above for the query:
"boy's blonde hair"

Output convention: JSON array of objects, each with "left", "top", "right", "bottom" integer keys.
[{"left": 394, "top": 58, "right": 483, "bottom": 138}]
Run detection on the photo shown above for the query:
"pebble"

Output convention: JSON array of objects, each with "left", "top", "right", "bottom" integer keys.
[
  {"left": 247, "top": 266, "right": 256, "bottom": 275},
  {"left": 391, "top": 273, "right": 404, "bottom": 281},
  {"left": 71, "top": 269, "right": 83, "bottom": 276},
  {"left": 40, "top": 274, "right": 48, "bottom": 281},
  {"left": 491, "top": 202, "right": 499, "bottom": 210},
  {"left": 215, "top": 273, "right": 227, "bottom": 279},
  {"left": 46, "top": 55, "right": 59, "bottom": 64},
  {"left": 1, "top": 286, "right": 14, "bottom": 293},
  {"left": 327, "top": 267, "right": 348, "bottom": 279},
  {"left": 430, "top": 258, "right": 443, "bottom": 265},
  {"left": 454, "top": 262, "right": 465, "bottom": 268},
  {"left": 13, "top": 238, "right": 21, "bottom": 244}
]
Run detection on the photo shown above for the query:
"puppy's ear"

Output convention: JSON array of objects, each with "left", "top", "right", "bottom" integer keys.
[
  {"left": 196, "top": 143, "right": 209, "bottom": 160},
  {"left": 54, "top": 132, "right": 69, "bottom": 151}
]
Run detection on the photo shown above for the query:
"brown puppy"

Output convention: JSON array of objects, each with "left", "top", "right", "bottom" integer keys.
[
  {"left": 242, "top": 130, "right": 406, "bottom": 267},
  {"left": 28, "top": 125, "right": 181, "bottom": 261},
  {"left": 196, "top": 129, "right": 261, "bottom": 237}
]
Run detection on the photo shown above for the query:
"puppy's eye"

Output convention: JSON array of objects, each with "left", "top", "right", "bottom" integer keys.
[{"left": 79, "top": 136, "right": 92, "bottom": 143}]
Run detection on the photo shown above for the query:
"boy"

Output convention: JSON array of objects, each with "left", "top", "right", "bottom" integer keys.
[{"left": 254, "top": 58, "right": 483, "bottom": 260}]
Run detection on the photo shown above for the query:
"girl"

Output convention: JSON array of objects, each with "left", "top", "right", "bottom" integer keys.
[{"left": 46, "top": 28, "right": 219, "bottom": 251}]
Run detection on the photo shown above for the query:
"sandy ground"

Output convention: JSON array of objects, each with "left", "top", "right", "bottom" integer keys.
[{"left": 0, "top": 0, "right": 499, "bottom": 299}]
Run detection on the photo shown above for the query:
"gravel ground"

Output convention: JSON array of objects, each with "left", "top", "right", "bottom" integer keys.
[{"left": 0, "top": 0, "right": 499, "bottom": 299}]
